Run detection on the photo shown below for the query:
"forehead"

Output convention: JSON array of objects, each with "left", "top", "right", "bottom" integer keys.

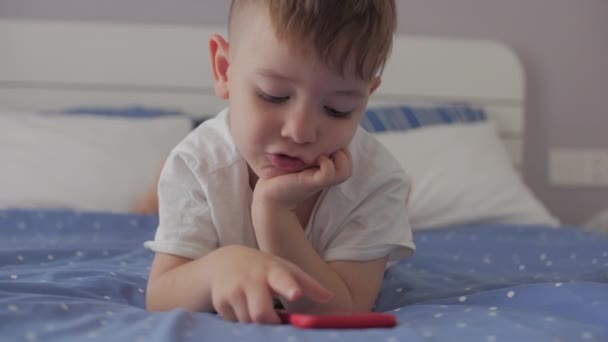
[
  {"left": 235, "top": 30, "right": 365, "bottom": 85},
  {"left": 236, "top": 27, "right": 365, "bottom": 88}
]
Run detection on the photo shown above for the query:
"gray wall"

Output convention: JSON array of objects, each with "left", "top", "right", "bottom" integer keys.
[{"left": 1, "top": 0, "right": 607, "bottom": 225}]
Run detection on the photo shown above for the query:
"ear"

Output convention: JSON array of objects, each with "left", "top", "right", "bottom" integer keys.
[
  {"left": 369, "top": 77, "right": 382, "bottom": 95},
  {"left": 209, "top": 34, "right": 231, "bottom": 99}
]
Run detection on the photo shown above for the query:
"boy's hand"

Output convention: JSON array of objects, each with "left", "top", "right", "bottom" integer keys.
[
  {"left": 208, "top": 245, "right": 333, "bottom": 323},
  {"left": 254, "top": 149, "right": 352, "bottom": 210}
]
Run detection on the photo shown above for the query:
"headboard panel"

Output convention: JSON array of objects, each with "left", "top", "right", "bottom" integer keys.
[{"left": 0, "top": 19, "right": 524, "bottom": 167}]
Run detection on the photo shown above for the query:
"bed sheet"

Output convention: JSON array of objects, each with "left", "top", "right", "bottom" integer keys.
[{"left": 1, "top": 209, "right": 607, "bottom": 342}]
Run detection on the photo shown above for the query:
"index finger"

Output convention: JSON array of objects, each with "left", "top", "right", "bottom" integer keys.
[
  {"left": 332, "top": 149, "right": 352, "bottom": 180},
  {"left": 267, "top": 266, "right": 333, "bottom": 303}
]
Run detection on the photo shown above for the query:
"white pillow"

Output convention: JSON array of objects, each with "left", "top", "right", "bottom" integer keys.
[
  {"left": 0, "top": 109, "right": 192, "bottom": 212},
  {"left": 373, "top": 122, "right": 559, "bottom": 229}
]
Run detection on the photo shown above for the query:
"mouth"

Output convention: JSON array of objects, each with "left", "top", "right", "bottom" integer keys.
[{"left": 267, "top": 153, "right": 309, "bottom": 172}]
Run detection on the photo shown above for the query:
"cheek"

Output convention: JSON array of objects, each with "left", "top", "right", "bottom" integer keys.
[
  {"left": 230, "top": 110, "right": 273, "bottom": 152},
  {"left": 322, "top": 122, "right": 359, "bottom": 152}
]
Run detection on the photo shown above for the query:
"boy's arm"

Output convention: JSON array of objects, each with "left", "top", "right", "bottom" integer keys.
[
  {"left": 251, "top": 150, "right": 394, "bottom": 312},
  {"left": 146, "top": 252, "right": 213, "bottom": 312},
  {"left": 252, "top": 206, "right": 388, "bottom": 312},
  {"left": 146, "top": 245, "right": 333, "bottom": 322}
]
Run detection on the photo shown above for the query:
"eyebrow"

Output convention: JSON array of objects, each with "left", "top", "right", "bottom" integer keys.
[
  {"left": 332, "top": 89, "right": 365, "bottom": 98},
  {"left": 255, "top": 68, "right": 366, "bottom": 98},
  {"left": 256, "top": 68, "right": 293, "bottom": 82}
]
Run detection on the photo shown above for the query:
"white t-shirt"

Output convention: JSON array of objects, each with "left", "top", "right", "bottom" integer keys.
[{"left": 144, "top": 109, "right": 415, "bottom": 262}]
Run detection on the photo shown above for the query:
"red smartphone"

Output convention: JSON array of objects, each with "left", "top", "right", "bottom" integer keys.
[{"left": 277, "top": 309, "right": 397, "bottom": 329}]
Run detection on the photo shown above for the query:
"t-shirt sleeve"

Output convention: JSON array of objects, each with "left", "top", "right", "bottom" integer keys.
[
  {"left": 143, "top": 149, "right": 218, "bottom": 259},
  {"left": 322, "top": 172, "right": 415, "bottom": 263}
]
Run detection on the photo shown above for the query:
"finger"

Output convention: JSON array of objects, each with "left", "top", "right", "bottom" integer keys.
[
  {"left": 230, "top": 290, "right": 252, "bottom": 323},
  {"left": 289, "top": 267, "right": 334, "bottom": 303},
  {"left": 268, "top": 264, "right": 333, "bottom": 303},
  {"left": 318, "top": 154, "right": 334, "bottom": 172},
  {"left": 332, "top": 149, "right": 352, "bottom": 181},
  {"left": 246, "top": 286, "right": 281, "bottom": 324},
  {"left": 312, "top": 155, "right": 336, "bottom": 185},
  {"left": 267, "top": 268, "right": 303, "bottom": 302},
  {"left": 332, "top": 149, "right": 350, "bottom": 169},
  {"left": 214, "top": 300, "right": 238, "bottom": 322}
]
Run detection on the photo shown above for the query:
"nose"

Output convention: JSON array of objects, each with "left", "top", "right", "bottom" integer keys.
[{"left": 280, "top": 107, "right": 318, "bottom": 144}]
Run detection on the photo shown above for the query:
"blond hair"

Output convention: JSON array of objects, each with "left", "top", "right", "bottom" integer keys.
[{"left": 229, "top": 0, "right": 396, "bottom": 81}]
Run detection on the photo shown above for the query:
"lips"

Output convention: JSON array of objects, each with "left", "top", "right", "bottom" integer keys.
[{"left": 268, "top": 153, "right": 308, "bottom": 172}]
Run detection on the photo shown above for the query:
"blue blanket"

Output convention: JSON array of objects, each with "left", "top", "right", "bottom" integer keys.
[{"left": 1, "top": 209, "right": 607, "bottom": 341}]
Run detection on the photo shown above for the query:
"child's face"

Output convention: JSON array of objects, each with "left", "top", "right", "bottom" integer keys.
[{"left": 212, "top": 10, "right": 380, "bottom": 184}]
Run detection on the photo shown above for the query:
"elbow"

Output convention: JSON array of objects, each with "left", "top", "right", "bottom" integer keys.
[
  {"left": 145, "top": 279, "right": 176, "bottom": 312},
  {"left": 145, "top": 283, "right": 165, "bottom": 312}
]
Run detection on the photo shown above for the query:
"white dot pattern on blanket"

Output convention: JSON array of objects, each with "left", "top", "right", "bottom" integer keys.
[{"left": 1, "top": 212, "right": 607, "bottom": 341}]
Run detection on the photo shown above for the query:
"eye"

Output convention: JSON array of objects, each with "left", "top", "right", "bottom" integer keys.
[
  {"left": 324, "top": 106, "right": 352, "bottom": 119},
  {"left": 257, "top": 90, "right": 289, "bottom": 104}
]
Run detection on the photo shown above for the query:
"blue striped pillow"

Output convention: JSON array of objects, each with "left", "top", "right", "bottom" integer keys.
[
  {"left": 360, "top": 104, "right": 486, "bottom": 133},
  {"left": 62, "top": 106, "right": 183, "bottom": 118},
  {"left": 61, "top": 106, "right": 211, "bottom": 129}
]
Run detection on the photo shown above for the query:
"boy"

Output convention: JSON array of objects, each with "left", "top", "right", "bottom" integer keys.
[{"left": 144, "top": 0, "right": 414, "bottom": 324}]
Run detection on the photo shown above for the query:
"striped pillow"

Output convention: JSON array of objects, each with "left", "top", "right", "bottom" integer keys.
[
  {"left": 62, "top": 106, "right": 184, "bottom": 118},
  {"left": 360, "top": 104, "right": 486, "bottom": 133}
]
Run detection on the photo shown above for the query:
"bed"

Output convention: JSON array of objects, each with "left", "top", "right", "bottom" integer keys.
[{"left": 1, "top": 19, "right": 607, "bottom": 341}]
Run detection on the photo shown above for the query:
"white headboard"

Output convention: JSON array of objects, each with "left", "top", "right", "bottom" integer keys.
[{"left": 0, "top": 19, "right": 524, "bottom": 167}]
